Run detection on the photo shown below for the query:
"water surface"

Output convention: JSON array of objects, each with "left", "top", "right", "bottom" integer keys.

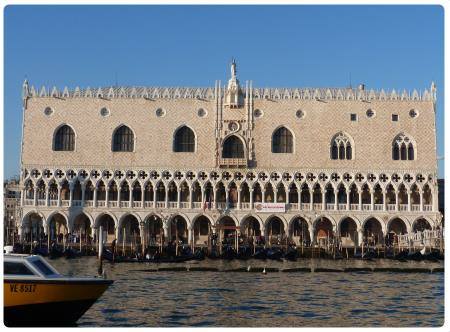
[{"left": 49, "top": 257, "right": 444, "bottom": 327}]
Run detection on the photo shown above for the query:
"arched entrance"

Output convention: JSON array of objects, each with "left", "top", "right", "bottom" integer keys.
[
  {"left": 21, "top": 213, "right": 45, "bottom": 244},
  {"left": 290, "top": 217, "right": 310, "bottom": 246},
  {"left": 217, "top": 216, "right": 238, "bottom": 251},
  {"left": 387, "top": 218, "right": 408, "bottom": 247},
  {"left": 193, "top": 216, "right": 212, "bottom": 248},
  {"left": 170, "top": 215, "right": 188, "bottom": 245},
  {"left": 314, "top": 217, "right": 334, "bottom": 248},
  {"left": 119, "top": 215, "right": 141, "bottom": 250},
  {"left": 73, "top": 213, "right": 92, "bottom": 247},
  {"left": 266, "top": 216, "right": 285, "bottom": 246},
  {"left": 413, "top": 218, "right": 432, "bottom": 232},
  {"left": 97, "top": 214, "right": 116, "bottom": 245},
  {"left": 145, "top": 215, "right": 164, "bottom": 249},
  {"left": 340, "top": 217, "right": 358, "bottom": 247},
  {"left": 48, "top": 213, "right": 68, "bottom": 244},
  {"left": 363, "top": 218, "right": 383, "bottom": 246}
]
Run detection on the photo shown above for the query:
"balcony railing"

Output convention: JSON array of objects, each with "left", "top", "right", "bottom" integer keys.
[
  {"left": 180, "top": 202, "right": 189, "bottom": 209},
  {"left": 374, "top": 204, "right": 383, "bottom": 211},
  {"left": 21, "top": 196, "right": 435, "bottom": 214},
  {"left": 423, "top": 205, "right": 432, "bottom": 211},
  {"left": 219, "top": 158, "right": 247, "bottom": 167}
]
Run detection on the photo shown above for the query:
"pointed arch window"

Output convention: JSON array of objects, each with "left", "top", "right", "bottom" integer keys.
[
  {"left": 173, "top": 126, "right": 195, "bottom": 152},
  {"left": 272, "top": 127, "right": 293, "bottom": 153},
  {"left": 112, "top": 125, "right": 134, "bottom": 152},
  {"left": 330, "top": 132, "right": 353, "bottom": 160},
  {"left": 222, "top": 135, "right": 244, "bottom": 158},
  {"left": 392, "top": 134, "right": 415, "bottom": 160},
  {"left": 54, "top": 125, "right": 75, "bottom": 151}
]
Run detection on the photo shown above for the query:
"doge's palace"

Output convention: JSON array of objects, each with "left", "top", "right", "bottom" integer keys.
[{"left": 18, "top": 61, "right": 441, "bottom": 248}]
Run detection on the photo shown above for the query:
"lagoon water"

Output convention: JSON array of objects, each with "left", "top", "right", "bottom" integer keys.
[{"left": 50, "top": 257, "right": 444, "bottom": 327}]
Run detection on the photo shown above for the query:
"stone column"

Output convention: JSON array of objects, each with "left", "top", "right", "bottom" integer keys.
[
  {"left": 93, "top": 188, "right": 98, "bottom": 208},
  {"left": 274, "top": 188, "right": 278, "bottom": 204},
  {"left": 370, "top": 190, "right": 374, "bottom": 211},
  {"left": 163, "top": 223, "right": 170, "bottom": 245},
  {"left": 321, "top": 191, "right": 326, "bottom": 210},
  {"left": 346, "top": 190, "right": 350, "bottom": 210},
  {"left": 57, "top": 186, "right": 62, "bottom": 207},
  {"left": 395, "top": 190, "right": 399, "bottom": 211},
  {"left": 407, "top": 189, "right": 411, "bottom": 212},
  {"left": 164, "top": 187, "right": 169, "bottom": 209},
  {"left": 190, "top": 186, "right": 195, "bottom": 210},
  {"left": 33, "top": 187, "right": 38, "bottom": 206},
  {"left": 129, "top": 187, "right": 134, "bottom": 208},
  {"left": 105, "top": 187, "right": 109, "bottom": 207},
  {"left": 357, "top": 228, "right": 364, "bottom": 246},
  {"left": 188, "top": 228, "right": 193, "bottom": 247},
  {"left": 20, "top": 189, "right": 25, "bottom": 207},
  {"left": 237, "top": 189, "right": 241, "bottom": 210},
  {"left": 286, "top": 188, "right": 290, "bottom": 204},
  {"left": 139, "top": 223, "right": 145, "bottom": 251},
  {"left": 225, "top": 188, "right": 229, "bottom": 208},
  {"left": 309, "top": 191, "right": 313, "bottom": 211},
  {"left": 177, "top": 189, "right": 181, "bottom": 209},
  {"left": 382, "top": 190, "right": 387, "bottom": 211},
  {"left": 141, "top": 187, "right": 145, "bottom": 208},
  {"left": 358, "top": 190, "right": 362, "bottom": 211},
  {"left": 213, "top": 186, "right": 217, "bottom": 209},
  {"left": 334, "top": 190, "right": 338, "bottom": 210},
  {"left": 309, "top": 227, "right": 315, "bottom": 246},
  {"left": 45, "top": 186, "right": 50, "bottom": 207},
  {"left": 249, "top": 189, "right": 254, "bottom": 209},
  {"left": 81, "top": 183, "right": 86, "bottom": 207},
  {"left": 117, "top": 187, "right": 122, "bottom": 206},
  {"left": 69, "top": 184, "right": 74, "bottom": 207},
  {"left": 200, "top": 187, "right": 205, "bottom": 210},
  {"left": 298, "top": 190, "right": 302, "bottom": 210},
  {"left": 153, "top": 187, "right": 157, "bottom": 208},
  {"left": 262, "top": 190, "right": 265, "bottom": 204},
  {"left": 419, "top": 189, "right": 424, "bottom": 212}
]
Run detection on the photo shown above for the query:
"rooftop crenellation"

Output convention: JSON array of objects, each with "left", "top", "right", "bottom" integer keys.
[{"left": 22, "top": 81, "right": 437, "bottom": 103}]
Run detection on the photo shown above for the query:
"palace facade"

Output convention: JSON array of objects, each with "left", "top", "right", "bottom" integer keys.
[{"left": 19, "top": 62, "right": 441, "bottom": 248}]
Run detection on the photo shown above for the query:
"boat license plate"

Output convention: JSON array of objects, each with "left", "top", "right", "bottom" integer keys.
[{"left": 9, "top": 284, "right": 36, "bottom": 293}]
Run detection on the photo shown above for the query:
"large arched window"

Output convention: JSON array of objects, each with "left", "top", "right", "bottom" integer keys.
[
  {"left": 392, "top": 133, "right": 415, "bottom": 160},
  {"left": 330, "top": 132, "right": 352, "bottom": 160},
  {"left": 112, "top": 125, "right": 134, "bottom": 152},
  {"left": 222, "top": 135, "right": 244, "bottom": 158},
  {"left": 53, "top": 125, "right": 75, "bottom": 151},
  {"left": 173, "top": 126, "right": 195, "bottom": 152},
  {"left": 272, "top": 126, "right": 293, "bottom": 153}
]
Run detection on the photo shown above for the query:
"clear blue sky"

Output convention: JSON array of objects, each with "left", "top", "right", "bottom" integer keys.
[{"left": 4, "top": 5, "right": 444, "bottom": 179}]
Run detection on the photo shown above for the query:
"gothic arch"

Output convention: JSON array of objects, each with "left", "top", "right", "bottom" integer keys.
[
  {"left": 94, "top": 212, "right": 119, "bottom": 229},
  {"left": 271, "top": 125, "right": 294, "bottom": 153},
  {"left": 111, "top": 124, "right": 135, "bottom": 152},
  {"left": 53, "top": 123, "right": 76, "bottom": 151},
  {"left": 221, "top": 134, "right": 246, "bottom": 159},
  {"left": 330, "top": 131, "right": 354, "bottom": 160},
  {"left": 173, "top": 125, "right": 196, "bottom": 152}
]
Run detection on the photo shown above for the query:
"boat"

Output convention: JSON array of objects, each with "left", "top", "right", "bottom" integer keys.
[{"left": 4, "top": 253, "right": 113, "bottom": 326}]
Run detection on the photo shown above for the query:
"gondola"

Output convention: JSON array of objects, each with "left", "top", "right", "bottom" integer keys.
[
  {"left": 64, "top": 247, "right": 82, "bottom": 259},
  {"left": 266, "top": 248, "right": 283, "bottom": 260},
  {"left": 252, "top": 248, "right": 267, "bottom": 260},
  {"left": 32, "top": 247, "right": 48, "bottom": 257},
  {"left": 237, "top": 246, "right": 252, "bottom": 260},
  {"left": 283, "top": 247, "right": 298, "bottom": 261},
  {"left": 221, "top": 246, "right": 236, "bottom": 260},
  {"left": 394, "top": 249, "right": 409, "bottom": 261},
  {"left": 362, "top": 249, "right": 377, "bottom": 260},
  {"left": 407, "top": 250, "right": 423, "bottom": 261}
]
